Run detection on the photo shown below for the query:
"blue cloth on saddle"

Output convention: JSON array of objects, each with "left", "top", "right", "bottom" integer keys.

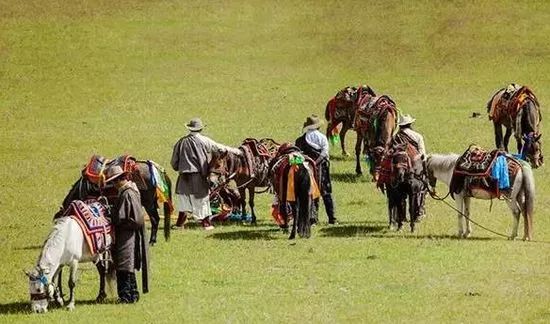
[{"left": 491, "top": 155, "right": 510, "bottom": 189}]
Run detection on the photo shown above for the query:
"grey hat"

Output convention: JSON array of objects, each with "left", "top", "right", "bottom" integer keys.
[
  {"left": 397, "top": 114, "right": 416, "bottom": 126},
  {"left": 104, "top": 165, "right": 127, "bottom": 183},
  {"left": 186, "top": 118, "right": 205, "bottom": 132},
  {"left": 302, "top": 114, "right": 324, "bottom": 132}
]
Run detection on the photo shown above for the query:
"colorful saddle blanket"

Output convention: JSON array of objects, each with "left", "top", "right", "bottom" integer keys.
[
  {"left": 84, "top": 155, "right": 137, "bottom": 186},
  {"left": 63, "top": 200, "right": 112, "bottom": 255},
  {"left": 454, "top": 145, "right": 499, "bottom": 177},
  {"left": 488, "top": 85, "right": 540, "bottom": 123}
]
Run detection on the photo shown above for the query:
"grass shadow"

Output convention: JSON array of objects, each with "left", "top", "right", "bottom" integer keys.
[
  {"left": 319, "top": 222, "right": 387, "bottom": 237},
  {"left": 331, "top": 172, "right": 372, "bottom": 184},
  {"left": 208, "top": 228, "right": 280, "bottom": 241},
  {"left": 330, "top": 155, "right": 352, "bottom": 162},
  {"left": 14, "top": 245, "right": 43, "bottom": 251}
]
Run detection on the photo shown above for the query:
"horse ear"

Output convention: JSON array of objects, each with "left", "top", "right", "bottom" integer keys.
[
  {"left": 535, "top": 133, "right": 542, "bottom": 141},
  {"left": 24, "top": 269, "right": 32, "bottom": 278}
]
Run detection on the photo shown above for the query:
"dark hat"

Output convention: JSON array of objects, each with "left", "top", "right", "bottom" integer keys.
[
  {"left": 302, "top": 114, "right": 324, "bottom": 132},
  {"left": 186, "top": 118, "right": 205, "bottom": 132},
  {"left": 104, "top": 165, "right": 127, "bottom": 183}
]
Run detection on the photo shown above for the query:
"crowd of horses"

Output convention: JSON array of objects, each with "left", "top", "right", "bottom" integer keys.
[{"left": 26, "top": 83, "right": 542, "bottom": 312}]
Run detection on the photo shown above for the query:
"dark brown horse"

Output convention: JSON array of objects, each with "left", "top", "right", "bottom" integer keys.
[
  {"left": 325, "top": 85, "right": 376, "bottom": 156},
  {"left": 269, "top": 144, "right": 318, "bottom": 239},
  {"left": 354, "top": 94, "right": 398, "bottom": 176},
  {"left": 208, "top": 138, "right": 280, "bottom": 225},
  {"left": 56, "top": 156, "right": 173, "bottom": 245},
  {"left": 487, "top": 85, "right": 543, "bottom": 168},
  {"left": 378, "top": 142, "right": 425, "bottom": 232}
]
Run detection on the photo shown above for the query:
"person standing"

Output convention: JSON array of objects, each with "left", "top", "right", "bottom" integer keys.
[
  {"left": 396, "top": 114, "right": 427, "bottom": 219},
  {"left": 295, "top": 114, "right": 337, "bottom": 225},
  {"left": 171, "top": 117, "right": 241, "bottom": 230},
  {"left": 105, "top": 165, "right": 149, "bottom": 304}
]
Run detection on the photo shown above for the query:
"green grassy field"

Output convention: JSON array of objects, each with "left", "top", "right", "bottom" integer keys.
[{"left": 1, "top": 0, "right": 550, "bottom": 322}]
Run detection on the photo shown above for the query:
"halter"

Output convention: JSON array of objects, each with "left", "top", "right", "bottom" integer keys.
[{"left": 29, "top": 268, "right": 52, "bottom": 301}]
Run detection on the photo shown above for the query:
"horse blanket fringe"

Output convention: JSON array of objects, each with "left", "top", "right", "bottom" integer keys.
[{"left": 64, "top": 200, "right": 112, "bottom": 255}]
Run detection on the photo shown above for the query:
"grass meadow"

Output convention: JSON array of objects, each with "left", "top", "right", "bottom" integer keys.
[{"left": 1, "top": 0, "right": 549, "bottom": 322}]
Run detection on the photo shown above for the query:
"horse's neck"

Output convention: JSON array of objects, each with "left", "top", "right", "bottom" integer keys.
[{"left": 37, "top": 219, "right": 70, "bottom": 280}]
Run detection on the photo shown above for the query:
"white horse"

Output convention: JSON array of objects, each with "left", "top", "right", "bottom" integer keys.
[
  {"left": 26, "top": 216, "right": 114, "bottom": 313},
  {"left": 425, "top": 153, "right": 535, "bottom": 240}
]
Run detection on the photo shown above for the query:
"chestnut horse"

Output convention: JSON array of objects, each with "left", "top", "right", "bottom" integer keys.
[
  {"left": 208, "top": 138, "right": 280, "bottom": 224},
  {"left": 487, "top": 85, "right": 543, "bottom": 168},
  {"left": 325, "top": 85, "right": 376, "bottom": 156},
  {"left": 354, "top": 94, "right": 398, "bottom": 176}
]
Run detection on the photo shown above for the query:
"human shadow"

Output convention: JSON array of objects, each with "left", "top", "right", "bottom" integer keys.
[
  {"left": 208, "top": 228, "right": 281, "bottom": 241},
  {"left": 330, "top": 172, "right": 373, "bottom": 184},
  {"left": 318, "top": 222, "right": 387, "bottom": 237},
  {"left": 367, "top": 233, "right": 498, "bottom": 241}
]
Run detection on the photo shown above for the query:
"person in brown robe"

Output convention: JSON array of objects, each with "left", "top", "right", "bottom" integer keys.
[{"left": 105, "top": 165, "right": 149, "bottom": 304}]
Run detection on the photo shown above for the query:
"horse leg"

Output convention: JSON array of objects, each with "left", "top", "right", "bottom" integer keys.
[
  {"left": 397, "top": 193, "right": 406, "bottom": 232},
  {"left": 340, "top": 122, "right": 351, "bottom": 156},
  {"left": 95, "top": 263, "right": 107, "bottom": 303},
  {"left": 289, "top": 203, "right": 297, "bottom": 240},
  {"left": 355, "top": 134, "right": 363, "bottom": 175},
  {"left": 53, "top": 268, "right": 64, "bottom": 306},
  {"left": 493, "top": 122, "right": 505, "bottom": 150},
  {"left": 506, "top": 194, "right": 522, "bottom": 240},
  {"left": 456, "top": 196, "right": 465, "bottom": 238},
  {"left": 248, "top": 187, "right": 257, "bottom": 225},
  {"left": 463, "top": 197, "right": 472, "bottom": 238},
  {"left": 239, "top": 188, "right": 247, "bottom": 221},
  {"left": 66, "top": 260, "right": 78, "bottom": 311},
  {"left": 503, "top": 128, "right": 513, "bottom": 152},
  {"left": 514, "top": 133, "right": 523, "bottom": 155},
  {"left": 144, "top": 205, "right": 159, "bottom": 245}
]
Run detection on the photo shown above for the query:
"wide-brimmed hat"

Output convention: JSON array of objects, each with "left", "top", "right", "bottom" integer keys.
[
  {"left": 104, "top": 165, "right": 127, "bottom": 183},
  {"left": 397, "top": 114, "right": 416, "bottom": 126},
  {"left": 186, "top": 118, "right": 205, "bottom": 132},
  {"left": 302, "top": 114, "right": 324, "bottom": 132}
]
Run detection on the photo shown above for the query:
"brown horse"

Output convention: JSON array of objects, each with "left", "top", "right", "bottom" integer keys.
[
  {"left": 325, "top": 85, "right": 376, "bottom": 156},
  {"left": 208, "top": 138, "right": 280, "bottom": 225},
  {"left": 354, "top": 94, "right": 398, "bottom": 176},
  {"left": 269, "top": 144, "right": 318, "bottom": 239},
  {"left": 487, "top": 84, "right": 543, "bottom": 168}
]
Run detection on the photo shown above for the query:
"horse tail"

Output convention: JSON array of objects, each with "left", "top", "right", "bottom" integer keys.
[
  {"left": 520, "top": 162, "right": 535, "bottom": 239},
  {"left": 295, "top": 164, "right": 312, "bottom": 238},
  {"left": 162, "top": 171, "right": 173, "bottom": 242}
]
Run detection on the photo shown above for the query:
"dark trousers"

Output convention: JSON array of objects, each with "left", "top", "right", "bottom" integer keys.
[
  {"left": 312, "top": 160, "right": 336, "bottom": 223},
  {"left": 117, "top": 271, "right": 139, "bottom": 303}
]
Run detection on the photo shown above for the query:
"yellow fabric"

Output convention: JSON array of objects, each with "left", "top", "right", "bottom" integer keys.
[
  {"left": 286, "top": 165, "right": 297, "bottom": 202},
  {"left": 309, "top": 168, "right": 321, "bottom": 199}
]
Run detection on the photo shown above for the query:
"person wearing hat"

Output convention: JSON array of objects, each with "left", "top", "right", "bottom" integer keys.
[
  {"left": 106, "top": 165, "right": 149, "bottom": 304},
  {"left": 171, "top": 117, "right": 242, "bottom": 230},
  {"left": 397, "top": 114, "right": 426, "bottom": 158},
  {"left": 396, "top": 114, "right": 427, "bottom": 219},
  {"left": 295, "top": 114, "right": 337, "bottom": 225}
]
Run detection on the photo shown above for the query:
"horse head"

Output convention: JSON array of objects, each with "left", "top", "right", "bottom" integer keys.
[
  {"left": 523, "top": 132, "right": 543, "bottom": 168},
  {"left": 208, "top": 151, "right": 230, "bottom": 188},
  {"left": 26, "top": 267, "right": 55, "bottom": 313}
]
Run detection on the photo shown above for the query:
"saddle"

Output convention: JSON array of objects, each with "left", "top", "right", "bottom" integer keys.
[
  {"left": 240, "top": 138, "right": 280, "bottom": 184},
  {"left": 450, "top": 145, "right": 520, "bottom": 198},
  {"left": 488, "top": 85, "right": 539, "bottom": 123},
  {"left": 354, "top": 95, "right": 397, "bottom": 132},
  {"left": 83, "top": 155, "right": 138, "bottom": 186},
  {"left": 63, "top": 199, "right": 113, "bottom": 255}
]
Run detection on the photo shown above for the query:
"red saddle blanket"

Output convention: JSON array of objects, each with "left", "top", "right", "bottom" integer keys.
[
  {"left": 454, "top": 145, "right": 499, "bottom": 177},
  {"left": 63, "top": 200, "right": 112, "bottom": 255},
  {"left": 84, "top": 155, "right": 137, "bottom": 185}
]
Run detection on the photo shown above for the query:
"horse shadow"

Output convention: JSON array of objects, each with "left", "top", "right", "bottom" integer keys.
[
  {"left": 0, "top": 299, "right": 116, "bottom": 315},
  {"left": 207, "top": 227, "right": 281, "bottom": 240},
  {"left": 14, "top": 245, "right": 43, "bottom": 251},
  {"left": 330, "top": 172, "right": 373, "bottom": 184},
  {"left": 318, "top": 222, "right": 387, "bottom": 237},
  {"left": 330, "top": 155, "right": 352, "bottom": 162},
  {"left": 367, "top": 233, "right": 497, "bottom": 241}
]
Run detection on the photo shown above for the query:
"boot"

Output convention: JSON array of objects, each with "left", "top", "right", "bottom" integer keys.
[
  {"left": 116, "top": 271, "right": 133, "bottom": 303},
  {"left": 323, "top": 194, "right": 338, "bottom": 224},
  {"left": 128, "top": 272, "right": 139, "bottom": 303},
  {"left": 173, "top": 212, "right": 187, "bottom": 229}
]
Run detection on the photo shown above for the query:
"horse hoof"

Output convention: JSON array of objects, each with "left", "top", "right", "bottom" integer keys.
[
  {"left": 149, "top": 241, "right": 156, "bottom": 246},
  {"left": 66, "top": 304, "right": 75, "bottom": 311},
  {"left": 96, "top": 294, "right": 107, "bottom": 303},
  {"left": 343, "top": 152, "right": 350, "bottom": 157}
]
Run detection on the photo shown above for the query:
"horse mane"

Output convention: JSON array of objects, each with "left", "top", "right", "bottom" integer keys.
[
  {"left": 426, "top": 153, "right": 459, "bottom": 172},
  {"left": 37, "top": 217, "right": 70, "bottom": 270}
]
